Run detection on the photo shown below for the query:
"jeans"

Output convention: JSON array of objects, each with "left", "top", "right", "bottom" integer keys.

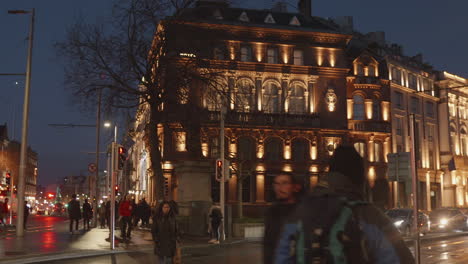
[
  {"left": 83, "top": 217, "right": 90, "bottom": 230},
  {"left": 120, "top": 216, "right": 132, "bottom": 238},
  {"left": 158, "top": 256, "right": 173, "bottom": 264},
  {"left": 70, "top": 219, "right": 79, "bottom": 232},
  {"left": 211, "top": 221, "right": 220, "bottom": 241}
]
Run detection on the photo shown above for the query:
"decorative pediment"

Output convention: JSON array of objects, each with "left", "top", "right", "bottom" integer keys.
[
  {"left": 238, "top": 11, "right": 249, "bottom": 22},
  {"left": 289, "top": 16, "right": 301, "bottom": 26},
  {"left": 264, "top": 13, "right": 276, "bottom": 24}
]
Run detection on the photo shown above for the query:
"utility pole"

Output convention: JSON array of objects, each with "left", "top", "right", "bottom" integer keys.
[
  {"left": 409, "top": 114, "right": 420, "bottom": 264},
  {"left": 110, "top": 142, "right": 116, "bottom": 249}
]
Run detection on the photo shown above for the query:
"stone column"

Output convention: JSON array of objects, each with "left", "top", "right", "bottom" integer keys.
[
  {"left": 281, "top": 77, "right": 289, "bottom": 113},
  {"left": 308, "top": 76, "right": 319, "bottom": 113},
  {"left": 256, "top": 73, "right": 263, "bottom": 111},
  {"left": 228, "top": 75, "right": 236, "bottom": 110}
]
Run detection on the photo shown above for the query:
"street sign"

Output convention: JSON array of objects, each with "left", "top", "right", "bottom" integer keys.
[
  {"left": 88, "top": 163, "right": 97, "bottom": 173},
  {"left": 387, "top": 152, "right": 411, "bottom": 182}
]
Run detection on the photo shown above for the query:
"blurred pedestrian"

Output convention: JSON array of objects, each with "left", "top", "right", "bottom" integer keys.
[
  {"left": 82, "top": 198, "right": 93, "bottom": 231},
  {"left": 263, "top": 172, "right": 303, "bottom": 264},
  {"left": 3, "top": 198, "right": 9, "bottom": 225},
  {"left": 119, "top": 195, "right": 133, "bottom": 241},
  {"left": 24, "top": 201, "right": 30, "bottom": 230},
  {"left": 141, "top": 198, "right": 151, "bottom": 227},
  {"left": 67, "top": 194, "right": 81, "bottom": 234},
  {"left": 207, "top": 204, "right": 222, "bottom": 244},
  {"left": 151, "top": 201, "right": 180, "bottom": 264},
  {"left": 98, "top": 201, "right": 106, "bottom": 228},
  {"left": 275, "top": 145, "right": 414, "bottom": 264},
  {"left": 132, "top": 199, "right": 139, "bottom": 227}
]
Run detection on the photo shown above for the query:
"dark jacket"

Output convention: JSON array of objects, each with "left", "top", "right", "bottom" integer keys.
[
  {"left": 68, "top": 199, "right": 81, "bottom": 220},
  {"left": 275, "top": 172, "right": 414, "bottom": 264},
  {"left": 151, "top": 215, "right": 179, "bottom": 257},
  {"left": 263, "top": 203, "right": 297, "bottom": 264},
  {"left": 83, "top": 202, "right": 93, "bottom": 219}
]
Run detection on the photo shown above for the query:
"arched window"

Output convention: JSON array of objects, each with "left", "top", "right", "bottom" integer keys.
[
  {"left": 373, "top": 99, "right": 381, "bottom": 120},
  {"left": 238, "top": 137, "right": 256, "bottom": 161},
  {"left": 265, "top": 137, "right": 283, "bottom": 161},
  {"left": 236, "top": 79, "right": 254, "bottom": 112},
  {"left": 292, "top": 138, "right": 309, "bottom": 162},
  {"left": 288, "top": 83, "right": 306, "bottom": 114},
  {"left": 354, "top": 142, "right": 365, "bottom": 158},
  {"left": 353, "top": 95, "right": 365, "bottom": 120},
  {"left": 205, "top": 89, "right": 221, "bottom": 111},
  {"left": 263, "top": 82, "right": 279, "bottom": 113}
]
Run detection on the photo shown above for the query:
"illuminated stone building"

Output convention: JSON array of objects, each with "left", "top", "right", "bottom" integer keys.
[{"left": 437, "top": 71, "right": 468, "bottom": 207}]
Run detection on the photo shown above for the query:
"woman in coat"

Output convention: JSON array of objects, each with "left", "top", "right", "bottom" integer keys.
[{"left": 151, "top": 201, "right": 179, "bottom": 264}]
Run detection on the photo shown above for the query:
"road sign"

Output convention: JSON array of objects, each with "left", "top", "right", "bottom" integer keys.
[
  {"left": 387, "top": 152, "right": 411, "bottom": 182},
  {"left": 88, "top": 163, "right": 97, "bottom": 173}
]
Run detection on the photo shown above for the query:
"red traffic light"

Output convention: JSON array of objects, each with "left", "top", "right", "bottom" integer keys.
[
  {"left": 118, "top": 147, "right": 126, "bottom": 154},
  {"left": 216, "top": 160, "right": 223, "bottom": 168},
  {"left": 115, "top": 185, "right": 119, "bottom": 190}
]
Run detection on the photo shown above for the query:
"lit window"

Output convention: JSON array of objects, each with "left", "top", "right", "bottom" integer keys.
[
  {"left": 267, "top": 48, "right": 278, "bottom": 64},
  {"left": 263, "top": 82, "right": 279, "bottom": 113},
  {"left": 288, "top": 83, "right": 305, "bottom": 114},
  {"left": 293, "top": 49, "right": 304, "bottom": 66},
  {"left": 354, "top": 142, "right": 365, "bottom": 158},
  {"left": 235, "top": 79, "right": 254, "bottom": 113}
]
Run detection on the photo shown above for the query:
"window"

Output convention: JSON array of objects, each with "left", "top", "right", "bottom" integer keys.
[
  {"left": 368, "top": 65, "right": 376, "bottom": 77},
  {"left": 461, "top": 129, "right": 468, "bottom": 156},
  {"left": 449, "top": 103, "right": 456, "bottom": 117},
  {"left": 354, "top": 142, "right": 365, "bottom": 158},
  {"left": 240, "top": 45, "right": 252, "bottom": 62},
  {"left": 265, "top": 138, "right": 283, "bottom": 161},
  {"left": 267, "top": 48, "right": 278, "bottom": 64},
  {"left": 392, "top": 68, "right": 402, "bottom": 85},
  {"left": 408, "top": 74, "right": 417, "bottom": 90},
  {"left": 428, "top": 126, "right": 434, "bottom": 169},
  {"left": 356, "top": 64, "right": 364, "bottom": 76},
  {"left": 238, "top": 137, "right": 256, "bottom": 161},
  {"left": 263, "top": 82, "right": 279, "bottom": 113},
  {"left": 205, "top": 89, "right": 221, "bottom": 111},
  {"left": 210, "top": 137, "right": 219, "bottom": 158},
  {"left": 450, "top": 126, "right": 457, "bottom": 154},
  {"left": 374, "top": 142, "right": 382, "bottom": 162},
  {"left": 292, "top": 138, "right": 309, "bottom": 162},
  {"left": 394, "top": 91, "right": 404, "bottom": 109},
  {"left": 410, "top": 97, "right": 419, "bottom": 114},
  {"left": 288, "top": 83, "right": 305, "bottom": 114},
  {"left": 396, "top": 117, "right": 403, "bottom": 136},
  {"left": 293, "top": 49, "right": 304, "bottom": 66},
  {"left": 426, "top": 102, "right": 434, "bottom": 118},
  {"left": 213, "top": 46, "right": 225, "bottom": 60},
  {"left": 372, "top": 100, "right": 381, "bottom": 120},
  {"left": 236, "top": 79, "right": 254, "bottom": 112},
  {"left": 353, "top": 95, "right": 365, "bottom": 120}
]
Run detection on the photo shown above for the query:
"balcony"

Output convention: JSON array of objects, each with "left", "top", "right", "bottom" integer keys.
[
  {"left": 203, "top": 110, "right": 320, "bottom": 128},
  {"left": 348, "top": 120, "right": 391, "bottom": 133},
  {"left": 354, "top": 76, "right": 381, "bottom": 85}
]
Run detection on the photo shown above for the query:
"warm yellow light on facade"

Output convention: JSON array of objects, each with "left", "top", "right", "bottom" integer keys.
[
  {"left": 311, "top": 145, "right": 317, "bottom": 160},
  {"left": 347, "top": 99, "right": 353, "bottom": 120},
  {"left": 381, "top": 101, "right": 390, "bottom": 121},
  {"left": 256, "top": 164, "right": 265, "bottom": 172},
  {"left": 281, "top": 46, "right": 289, "bottom": 64},
  {"left": 374, "top": 66, "right": 379, "bottom": 77},
  {"left": 353, "top": 63, "right": 358, "bottom": 75},
  {"left": 329, "top": 50, "right": 336, "bottom": 67},
  {"left": 201, "top": 142, "right": 209, "bottom": 157},
  {"left": 368, "top": 166, "right": 376, "bottom": 187},
  {"left": 364, "top": 67, "right": 369, "bottom": 76},
  {"left": 229, "top": 43, "right": 236, "bottom": 60},
  {"left": 257, "top": 96, "right": 262, "bottom": 111},
  {"left": 317, "top": 48, "right": 323, "bottom": 66},
  {"left": 283, "top": 164, "right": 292, "bottom": 172},
  {"left": 163, "top": 161, "right": 173, "bottom": 170},
  {"left": 365, "top": 100, "right": 373, "bottom": 120},
  {"left": 309, "top": 165, "right": 318, "bottom": 172},
  {"left": 257, "top": 143, "right": 264, "bottom": 159},
  {"left": 310, "top": 176, "right": 318, "bottom": 188},
  {"left": 451, "top": 171, "right": 457, "bottom": 185},
  {"left": 229, "top": 142, "right": 237, "bottom": 158},
  {"left": 255, "top": 43, "right": 263, "bottom": 62},
  {"left": 175, "top": 132, "right": 186, "bottom": 152},
  {"left": 284, "top": 144, "right": 291, "bottom": 160}
]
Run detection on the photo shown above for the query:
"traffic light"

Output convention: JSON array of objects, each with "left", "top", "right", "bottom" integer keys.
[
  {"left": 117, "top": 146, "right": 126, "bottom": 170},
  {"left": 215, "top": 159, "right": 223, "bottom": 181},
  {"left": 114, "top": 185, "right": 119, "bottom": 196},
  {"left": 5, "top": 172, "right": 10, "bottom": 185}
]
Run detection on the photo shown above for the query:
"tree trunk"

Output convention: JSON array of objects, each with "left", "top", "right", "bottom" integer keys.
[{"left": 148, "top": 103, "right": 165, "bottom": 201}]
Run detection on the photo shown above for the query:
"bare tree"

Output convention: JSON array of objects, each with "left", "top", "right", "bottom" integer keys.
[{"left": 55, "top": 0, "right": 229, "bottom": 200}]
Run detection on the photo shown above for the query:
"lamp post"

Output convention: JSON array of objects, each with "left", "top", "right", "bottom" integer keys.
[
  {"left": 104, "top": 121, "right": 117, "bottom": 249},
  {"left": 8, "top": 8, "right": 35, "bottom": 237}
]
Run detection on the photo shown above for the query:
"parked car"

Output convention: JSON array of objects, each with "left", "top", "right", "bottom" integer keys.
[
  {"left": 429, "top": 208, "right": 468, "bottom": 231},
  {"left": 386, "top": 208, "right": 430, "bottom": 236}
]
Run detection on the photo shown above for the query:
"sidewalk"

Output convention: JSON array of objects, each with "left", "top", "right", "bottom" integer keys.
[{"left": 0, "top": 225, "right": 247, "bottom": 264}]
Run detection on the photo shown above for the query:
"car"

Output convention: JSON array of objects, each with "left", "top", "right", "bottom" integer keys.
[
  {"left": 429, "top": 208, "right": 468, "bottom": 231},
  {"left": 386, "top": 208, "right": 430, "bottom": 236}
]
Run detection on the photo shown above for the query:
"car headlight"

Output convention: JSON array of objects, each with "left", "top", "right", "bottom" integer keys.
[
  {"left": 394, "top": 220, "right": 404, "bottom": 227},
  {"left": 440, "top": 218, "right": 448, "bottom": 225}
]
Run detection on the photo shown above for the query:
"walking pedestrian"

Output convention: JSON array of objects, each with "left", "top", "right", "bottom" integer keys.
[
  {"left": 141, "top": 198, "right": 151, "bottom": 227},
  {"left": 275, "top": 145, "right": 414, "bottom": 264},
  {"left": 82, "top": 198, "right": 93, "bottom": 231},
  {"left": 24, "top": 201, "right": 30, "bottom": 230},
  {"left": 67, "top": 194, "right": 81, "bottom": 234},
  {"left": 98, "top": 202, "right": 106, "bottom": 228},
  {"left": 207, "top": 204, "right": 222, "bottom": 244},
  {"left": 119, "top": 195, "right": 133, "bottom": 241},
  {"left": 263, "top": 172, "right": 303, "bottom": 264},
  {"left": 132, "top": 199, "right": 139, "bottom": 227},
  {"left": 3, "top": 198, "right": 9, "bottom": 225},
  {"left": 151, "top": 201, "right": 180, "bottom": 264}
]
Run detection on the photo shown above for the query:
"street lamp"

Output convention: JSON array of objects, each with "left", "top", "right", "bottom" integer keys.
[
  {"left": 8, "top": 8, "right": 35, "bottom": 238},
  {"left": 104, "top": 121, "right": 117, "bottom": 250}
]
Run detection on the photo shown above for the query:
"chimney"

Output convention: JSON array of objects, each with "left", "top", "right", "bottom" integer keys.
[{"left": 298, "top": 0, "right": 311, "bottom": 17}]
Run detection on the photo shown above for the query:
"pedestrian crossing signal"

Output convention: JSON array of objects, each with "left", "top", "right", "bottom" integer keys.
[{"left": 215, "top": 159, "right": 223, "bottom": 181}]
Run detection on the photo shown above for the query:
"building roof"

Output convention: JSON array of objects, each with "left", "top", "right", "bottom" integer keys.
[{"left": 176, "top": 5, "right": 341, "bottom": 34}]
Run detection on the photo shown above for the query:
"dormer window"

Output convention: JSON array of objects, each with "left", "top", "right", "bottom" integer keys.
[
  {"left": 238, "top": 11, "right": 249, "bottom": 22},
  {"left": 264, "top": 13, "right": 276, "bottom": 24},
  {"left": 267, "top": 48, "right": 279, "bottom": 64},
  {"left": 240, "top": 45, "right": 252, "bottom": 62},
  {"left": 293, "top": 49, "right": 304, "bottom": 66},
  {"left": 289, "top": 16, "right": 301, "bottom": 26}
]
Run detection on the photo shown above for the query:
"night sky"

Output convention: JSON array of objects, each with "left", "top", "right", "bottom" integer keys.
[{"left": 0, "top": 0, "right": 467, "bottom": 187}]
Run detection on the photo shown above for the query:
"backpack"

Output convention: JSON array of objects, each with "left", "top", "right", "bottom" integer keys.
[
  {"left": 290, "top": 194, "right": 370, "bottom": 264},
  {"left": 210, "top": 207, "right": 222, "bottom": 221}
]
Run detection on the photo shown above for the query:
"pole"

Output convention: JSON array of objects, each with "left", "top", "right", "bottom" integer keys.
[
  {"left": 396, "top": 153, "right": 400, "bottom": 208},
  {"left": 219, "top": 106, "right": 226, "bottom": 242},
  {"left": 110, "top": 142, "right": 116, "bottom": 250},
  {"left": 409, "top": 114, "right": 420, "bottom": 264},
  {"left": 92, "top": 90, "right": 102, "bottom": 228},
  {"left": 16, "top": 8, "right": 34, "bottom": 237}
]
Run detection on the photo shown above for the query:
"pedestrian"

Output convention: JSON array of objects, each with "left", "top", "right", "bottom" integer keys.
[
  {"left": 207, "top": 204, "right": 222, "bottom": 244},
  {"left": 98, "top": 201, "right": 107, "bottom": 228},
  {"left": 3, "top": 198, "right": 9, "bottom": 225},
  {"left": 0, "top": 200, "right": 4, "bottom": 226},
  {"left": 131, "top": 199, "right": 139, "bottom": 227},
  {"left": 24, "top": 201, "right": 30, "bottom": 230},
  {"left": 82, "top": 198, "right": 93, "bottom": 231},
  {"left": 263, "top": 172, "right": 303, "bottom": 264},
  {"left": 151, "top": 201, "right": 180, "bottom": 264},
  {"left": 141, "top": 198, "right": 151, "bottom": 227},
  {"left": 67, "top": 194, "right": 81, "bottom": 234},
  {"left": 119, "top": 195, "right": 133, "bottom": 241},
  {"left": 275, "top": 145, "right": 414, "bottom": 264}
]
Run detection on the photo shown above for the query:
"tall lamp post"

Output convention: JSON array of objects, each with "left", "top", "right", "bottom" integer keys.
[
  {"left": 8, "top": 8, "right": 35, "bottom": 237},
  {"left": 104, "top": 121, "right": 117, "bottom": 250}
]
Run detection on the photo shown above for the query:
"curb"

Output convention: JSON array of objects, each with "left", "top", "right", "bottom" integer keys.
[{"left": 0, "top": 249, "right": 131, "bottom": 264}]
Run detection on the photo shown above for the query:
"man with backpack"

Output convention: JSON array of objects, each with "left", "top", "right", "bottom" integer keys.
[
  {"left": 275, "top": 145, "right": 414, "bottom": 264},
  {"left": 263, "top": 173, "right": 303, "bottom": 264}
]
